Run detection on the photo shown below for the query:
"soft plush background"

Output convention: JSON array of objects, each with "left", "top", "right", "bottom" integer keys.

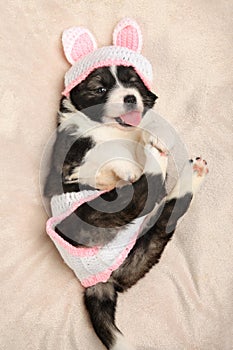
[{"left": 0, "top": 1, "right": 232, "bottom": 349}]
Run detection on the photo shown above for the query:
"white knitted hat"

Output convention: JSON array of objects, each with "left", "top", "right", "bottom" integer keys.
[{"left": 62, "top": 18, "right": 153, "bottom": 96}]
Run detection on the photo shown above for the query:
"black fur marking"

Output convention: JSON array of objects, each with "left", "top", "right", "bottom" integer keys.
[
  {"left": 63, "top": 136, "right": 94, "bottom": 172},
  {"left": 59, "top": 96, "right": 73, "bottom": 114},
  {"left": 112, "top": 199, "right": 178, "bottom": 290},
  {"left": 70, "top": 67, "right": 116, "bottom": 121},
  {"left": 166, "top": 193, "right": 193, "bottom": 233},
  {"left": 44, "top": 126, "right": 95, "bottom": 197}
]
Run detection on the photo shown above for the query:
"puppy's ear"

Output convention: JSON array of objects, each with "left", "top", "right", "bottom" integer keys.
[
  {"left": 62, "top": 27, "right": 97, "bottom": 65},
  {"left": 143, "top": 91, "right": 158, "bottom": 110},
  {"left": 113, "top": 18, "right": 143, "bottom": 53}
]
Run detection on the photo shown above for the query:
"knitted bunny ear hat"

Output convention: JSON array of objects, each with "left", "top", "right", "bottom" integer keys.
[{"left": 62, "top": 18, "right": 153, "bottom": 97}]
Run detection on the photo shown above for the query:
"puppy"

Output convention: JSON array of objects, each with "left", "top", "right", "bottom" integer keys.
[{"left": 44, "top": 65, "right": 208, "bottom": 350}]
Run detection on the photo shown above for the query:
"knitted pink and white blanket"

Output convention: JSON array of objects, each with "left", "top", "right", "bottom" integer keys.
[{"left": 46, "top": 190, "right": 147, "bottom": 287}]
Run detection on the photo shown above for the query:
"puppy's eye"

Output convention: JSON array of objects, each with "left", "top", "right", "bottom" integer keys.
[{"left": 95, "top": 87, "right": 107, "bottom": 94}]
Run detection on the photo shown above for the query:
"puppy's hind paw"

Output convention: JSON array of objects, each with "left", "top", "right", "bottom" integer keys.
[
  {"left": 190, "top": 156, "right": 209, "bottom": 194},
  {"left": 115, "top": 162, "right": 142, "bottom": 184},
  {"left": 190, "top": 157, "right": 209, "bottom": 177}
]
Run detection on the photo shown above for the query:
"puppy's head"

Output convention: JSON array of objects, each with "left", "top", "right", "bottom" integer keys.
[{"left": 66, "top": 65, "right": 157, "bottom": 128}]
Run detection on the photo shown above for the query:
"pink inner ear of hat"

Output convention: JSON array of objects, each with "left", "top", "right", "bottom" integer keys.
[
  {"left": 113, "top": 18, "right": 143, "bottom": 53},
  {"left": 115, "top": 25, "right": 140, "bottom": 52},
  {"left": 71, "top": 32, "right": 96, "bottom": 62}
]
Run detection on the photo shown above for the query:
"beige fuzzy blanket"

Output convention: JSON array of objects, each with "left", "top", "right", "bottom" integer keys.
[{"left": 0, "top": 1, "right": 232, "bottom": 349}]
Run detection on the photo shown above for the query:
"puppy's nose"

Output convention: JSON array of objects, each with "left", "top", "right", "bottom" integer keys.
[{"left": 124, "top": 95, "right": 137, "bottom": 105}]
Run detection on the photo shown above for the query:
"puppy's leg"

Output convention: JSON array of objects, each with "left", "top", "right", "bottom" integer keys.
[
  {"left": 160, "top": 156, "right": 208, "bottom": 233},
  {"left": 143, "top": 143, "right": 168, "bottom": 179},
  {"left": 111, "top": 198, "right": 177, "bottom": 291},
  {"left": 191, "top": 157, "right": 209, "bottom": 194},
  {"left": 111, "top": 157, "right": 208, "bottom": 291},
  {"left": 142, "top": 129, "right": 169, "bottom": 155},
  {"left": 167, "top": 156, "right": 209, "bottom": 201},
  {"left": 84, "top": 282, "right": 135, "bottom": 350}
]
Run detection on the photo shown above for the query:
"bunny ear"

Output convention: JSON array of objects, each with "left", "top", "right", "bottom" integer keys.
[
  {"left": 113, "top": 18, "right": 143, "bottom": 53},
  {"left": 62, "top": 26, "right": 97, "bottom": 65}
]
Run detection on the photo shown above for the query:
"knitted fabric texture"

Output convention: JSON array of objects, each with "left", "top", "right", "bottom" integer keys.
[
  {"left": 62, "top": 18, "right": 153, "bottom": 96},
  {"left": 46, "top": 190, "right": 147, "bottom": 287}
]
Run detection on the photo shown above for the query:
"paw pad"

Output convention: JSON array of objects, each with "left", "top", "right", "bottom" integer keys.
[{"left": 191, "top": 157, "right": 209, "bottom": 177}]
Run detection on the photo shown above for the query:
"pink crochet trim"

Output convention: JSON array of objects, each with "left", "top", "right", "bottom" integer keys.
[
  {"left": 81, "top": 228, "right": 139, "bottom": 287},
  {"left": 46, "top": 191, "right": 106, "bottom": 257},
  {"left": 46, "top": 189, "right": 147, "bottom": 287},
  {"left": 62, "top": 58, "right": 152, "bottom": 97}
]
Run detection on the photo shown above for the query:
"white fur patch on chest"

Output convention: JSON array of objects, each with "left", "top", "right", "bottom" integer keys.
[{"left": 59, "top": 112, "right": 143, "bottom": 189}]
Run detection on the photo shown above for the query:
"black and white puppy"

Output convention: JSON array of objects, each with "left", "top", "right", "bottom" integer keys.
[{"left": 44, "top": 65, "right": 208, "bottom": 350}]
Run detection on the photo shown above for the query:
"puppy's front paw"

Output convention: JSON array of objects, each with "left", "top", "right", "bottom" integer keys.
[
  {"left": 142, "top": 130, "right": 168, "bottom": 155},
  {"left": 166, "top": 156, "right": 208, "bottom": 200},
  {"left": 64, "top": 168, "right": 79, "bottom": 184}
]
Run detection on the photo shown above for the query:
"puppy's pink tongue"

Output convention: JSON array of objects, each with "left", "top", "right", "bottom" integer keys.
[{"left": 120, "top": 111, "right": 141, "bottom": 126}]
